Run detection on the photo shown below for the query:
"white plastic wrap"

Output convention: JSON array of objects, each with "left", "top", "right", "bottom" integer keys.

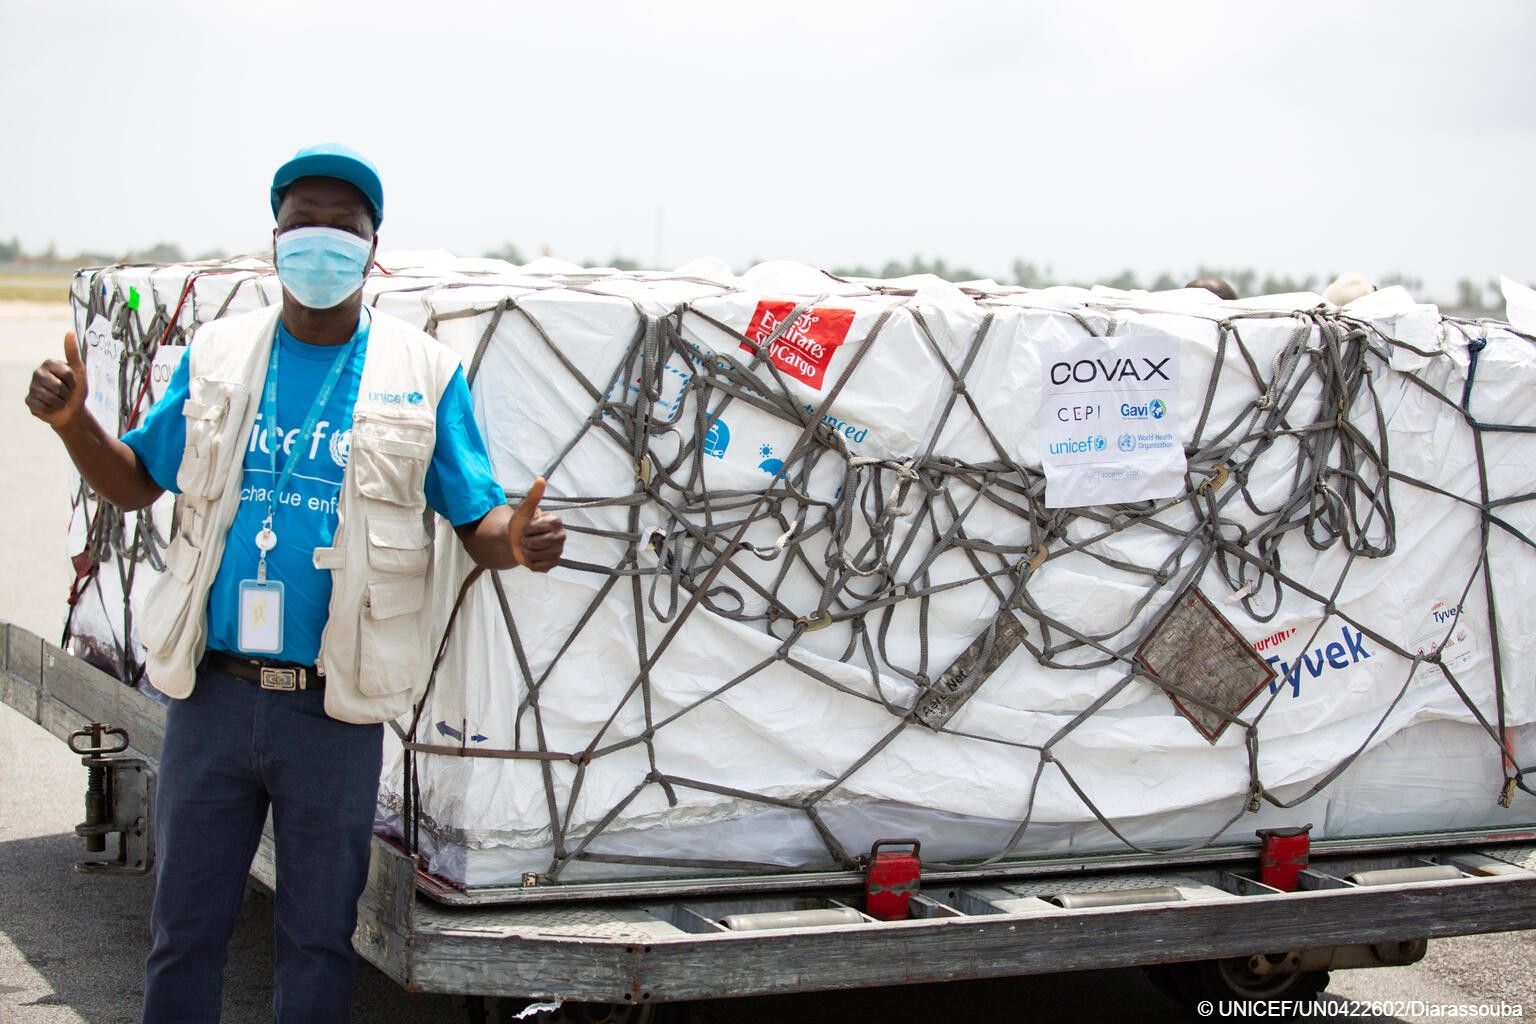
[{"left": 65, "top": 255, "right": 1536, "bottom": 889}]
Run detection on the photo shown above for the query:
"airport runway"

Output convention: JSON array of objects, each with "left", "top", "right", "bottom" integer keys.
[{"left": 2, "top": 302, "right": 1532, "bottom": 1023}]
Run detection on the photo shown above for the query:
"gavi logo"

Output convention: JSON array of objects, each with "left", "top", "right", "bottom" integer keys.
[{"left": 1120, "top": 398, "right": 1169, "bottom": 420}]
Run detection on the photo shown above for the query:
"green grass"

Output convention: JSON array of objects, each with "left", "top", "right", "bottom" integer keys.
[{"left": 0, "top": 272, "right": 73, "bottom": 304}]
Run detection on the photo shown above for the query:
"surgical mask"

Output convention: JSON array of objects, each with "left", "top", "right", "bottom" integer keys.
[{"left": 274, "top": 226, "right": 372, "bottom": 310}]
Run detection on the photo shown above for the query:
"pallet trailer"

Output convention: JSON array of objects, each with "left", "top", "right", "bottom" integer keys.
[{"left": 6, "top": 621, "right": 1535, "bottom": 1019}]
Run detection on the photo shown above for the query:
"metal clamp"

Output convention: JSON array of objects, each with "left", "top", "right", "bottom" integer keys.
[
  {"left": 795, "top": 610, "right": 834, "bottom": 632},
  {"left": 1198, "top": 463, "right": 1230, "bottom": 496},
  {"left": 68, "top": 722, "right": 155, "bottom": 876}
]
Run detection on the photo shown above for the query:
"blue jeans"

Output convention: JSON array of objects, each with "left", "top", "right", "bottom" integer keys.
[{"left": 142, "top": 667, "right": 383, "bottom": 1024}]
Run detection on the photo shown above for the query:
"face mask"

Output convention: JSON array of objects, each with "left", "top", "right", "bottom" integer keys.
[{"left": 274, "top": 226, "right": 372, "bottom": 310}]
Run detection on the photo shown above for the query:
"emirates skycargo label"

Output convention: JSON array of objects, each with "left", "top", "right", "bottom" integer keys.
[{"left": 740, "top": 301, "right": 856, "bottom": 391}]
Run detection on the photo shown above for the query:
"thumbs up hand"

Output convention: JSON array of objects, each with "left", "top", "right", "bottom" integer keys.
[
  {"left": 26, "top": 331, "right": 90, "bottom": 431},
  {"left": 507, "top": 476, "right": 565, "bottom": 573}
]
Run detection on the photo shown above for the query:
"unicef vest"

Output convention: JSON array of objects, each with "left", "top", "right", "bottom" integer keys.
[{"left": 134, "top": 304, "right": 463, "bottom": 724}]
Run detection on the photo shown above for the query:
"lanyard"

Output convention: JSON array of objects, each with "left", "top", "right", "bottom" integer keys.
[{"left": 252, "top": 318, "right": 363, "bottom": 580}]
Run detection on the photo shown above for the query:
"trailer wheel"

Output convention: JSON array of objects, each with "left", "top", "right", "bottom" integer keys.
[{"left": 1145, "top": 957, "right": 1329, "bottom": 1013}]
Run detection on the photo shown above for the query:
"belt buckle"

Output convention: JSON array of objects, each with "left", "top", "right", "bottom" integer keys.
[{"left": 259, "top": 667, "right": 299, "bottom": 692}]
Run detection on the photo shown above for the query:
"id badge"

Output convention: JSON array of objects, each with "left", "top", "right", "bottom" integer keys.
[{"left": 238, "top": 579, "right": 285, "bottom": 654}]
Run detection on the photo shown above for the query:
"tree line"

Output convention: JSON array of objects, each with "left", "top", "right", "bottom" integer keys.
[
  {"left": 0, "top": 237, "right": 216, "bottom": 267},
  {"left": 1, "top": 236, "right": 1514, "bottom": 318},
  {"left": 828, "top": 256, "right": 1511, "bottom": 319}
]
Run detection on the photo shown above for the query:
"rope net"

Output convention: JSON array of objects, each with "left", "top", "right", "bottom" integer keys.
[{"left": 64, "top": 256, "right": 1536, "bottom": 890}]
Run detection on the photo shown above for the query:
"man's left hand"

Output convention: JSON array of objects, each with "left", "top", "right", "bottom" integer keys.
[{"left": 509, "top": 477, "right": 565, "bottom": 573}]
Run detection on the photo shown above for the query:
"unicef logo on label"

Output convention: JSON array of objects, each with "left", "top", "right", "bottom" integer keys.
[
  {"left": 1117, "top": 432, "right": 1136, "bottom": 453},
  {"left": 1149, "top": 399, "right": 1166, "bottom": 420},
  {"left": 329, "top": 428, "right": 352, "bottom": 468},
  {"left": 1094, "top": 435, "right": 1107, "bottom": 452},
  {"left": 406, "top": 391, "right": 425, "bottom": 406}
]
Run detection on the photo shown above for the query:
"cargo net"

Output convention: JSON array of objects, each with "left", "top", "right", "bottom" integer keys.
[
  {"left": 62, "top": 261, "right": 265, "bottom": 685},
  {"left": 397, "top": 281, "right": 1536, "bottom": 881},
  {"left": 59, "top": 259, "right": 1536, "bottom": 881}
]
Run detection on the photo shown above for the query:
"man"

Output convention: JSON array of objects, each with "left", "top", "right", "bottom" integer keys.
[
  {"left": 1185, "top": 275, "right": 1239, "bottom": 301},
  {"left": 25, "top": 143, "right": 565, "bottom": 1022}
]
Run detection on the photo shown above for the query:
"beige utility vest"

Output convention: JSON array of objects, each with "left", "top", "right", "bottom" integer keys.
[{"left": 135, "top": 304, "right": 463, "bottom": 724}]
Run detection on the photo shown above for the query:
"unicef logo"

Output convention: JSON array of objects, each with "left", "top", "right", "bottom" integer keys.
[
  {"left": 1117, "top": 433, "right": 1136, "bottom": 453},
  {"left": 406, "top": 391, "right": 425, "bottom": 406},
  {"left": 329, "top": 428, "right": 352, "bottom": 468},
  {"left": 1094, "top": 436, "right": 1107, "bottom": 452},
  {"left": 1149, "top": 399, "right": 1166, "bottom": 420}
]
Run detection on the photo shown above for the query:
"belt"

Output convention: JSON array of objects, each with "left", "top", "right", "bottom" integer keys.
[{"left": 202, "top": 650, "right": 324, "bottom": 692}]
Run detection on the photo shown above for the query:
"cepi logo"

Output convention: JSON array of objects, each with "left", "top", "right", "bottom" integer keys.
[{"left": 1121, "top": 398, "right": 1169, "bottom": 420}]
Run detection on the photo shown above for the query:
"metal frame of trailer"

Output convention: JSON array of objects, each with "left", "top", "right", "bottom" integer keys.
[{"left": 7, "top": 620, "right": 1536, "bottom": 1009}]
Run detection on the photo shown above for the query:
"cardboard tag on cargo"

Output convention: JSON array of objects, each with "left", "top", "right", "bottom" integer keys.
[
  {"left": 1136, "top": 586, "right": 1276, "bottom": 743},
  {"left": 83, "top": 314, "right": 122, "bottom": 430},
  {"left": 150, "top": 345, "right": 183, "bottom": 404},
  {"left": 1038, "top": 332, "right": 1185, "bottom": 508}
]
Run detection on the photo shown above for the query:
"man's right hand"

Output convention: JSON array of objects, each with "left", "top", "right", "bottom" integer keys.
[
  {"left": 23, "top": 330, "right": 162, "bottom": 512},
  {"left": 26, "top": 331, "right": 89, "bottom": 431}
]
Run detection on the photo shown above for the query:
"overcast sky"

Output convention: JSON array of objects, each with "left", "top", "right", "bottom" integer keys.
[{"left": 3, "top": 0, "right": 1531, "bottom": 294}]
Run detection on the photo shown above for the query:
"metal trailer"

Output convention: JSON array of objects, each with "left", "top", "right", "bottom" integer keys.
[{"left": 7, "top": 620, "right": 1536, "bottom": 1021}]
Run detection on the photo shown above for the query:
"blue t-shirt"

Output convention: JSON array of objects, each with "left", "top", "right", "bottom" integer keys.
[{"left": 123, "top": 313, "right": 506, "bottom": 665}]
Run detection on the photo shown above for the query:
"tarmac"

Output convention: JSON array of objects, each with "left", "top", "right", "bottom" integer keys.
[{"left": 1, "top": 301, "right": 1533, "bottom": 1023}]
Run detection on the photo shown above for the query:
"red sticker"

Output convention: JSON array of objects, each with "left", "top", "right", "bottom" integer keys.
[{"left": 740, "top": 301, "right": 856, "bottom": 391}]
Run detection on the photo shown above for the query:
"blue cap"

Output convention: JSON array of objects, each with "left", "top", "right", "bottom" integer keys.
[{"left": 270, "top": 143, "right": 384, "bottom": 229}]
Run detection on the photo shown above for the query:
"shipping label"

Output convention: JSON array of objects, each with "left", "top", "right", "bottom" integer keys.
[
  {"left": 1038, "top": 333, "right": 1186, "bottom": 507},
  {"left": 740, "top": 301, "right": 856, "bottom": 391},
  {"left": 1410, "top": 600, "right": 1475, "bottom": 681},
  {"left": 1261, "top": 624, "right": 1374, "bottom": 699},
  {"left": 83, "top": 313, "right": 123, "bottom": 430},
  {"left": 150, "top": 345, "right": 183, "bottom": 404}
]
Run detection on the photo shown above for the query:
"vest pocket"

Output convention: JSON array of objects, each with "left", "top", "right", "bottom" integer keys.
[
  {"left": 139, "top": 532, "right": 201, "bottom": 655},
  {"left": 358, "top": 576, "right": 428, "bottom": 696},
  {"left": 352, "top": 414, "right": 433, "bottom": 508},
  {"left": 366, "top": 513, "right": 431, "bottom": 574},
  {"left": 177, "top": 381, "right": 249, "bottom": 499}
]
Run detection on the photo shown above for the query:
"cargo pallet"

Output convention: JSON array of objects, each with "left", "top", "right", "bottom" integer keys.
[{"left": 6, "top": 621, "right": 1534, "bottom": 1019}]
